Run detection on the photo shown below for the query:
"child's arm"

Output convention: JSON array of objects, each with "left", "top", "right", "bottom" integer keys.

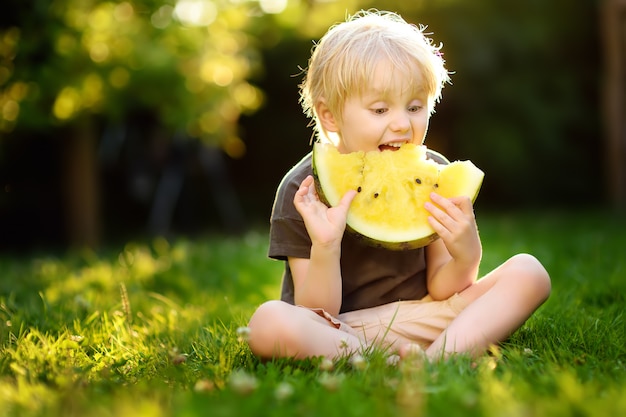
[
  {"left": 424, "top": 192, "right": 482, "bottom": 300},
  {"left": 290, "top": 175, "right": 357, "bottom": 316}
]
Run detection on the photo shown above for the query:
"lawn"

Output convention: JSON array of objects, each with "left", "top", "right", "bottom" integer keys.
[{"left": 1, "top": 209, "right": 625, "bottom": 417}]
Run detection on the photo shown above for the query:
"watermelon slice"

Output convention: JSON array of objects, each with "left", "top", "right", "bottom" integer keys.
[{"left": 312, "top": 142, "right": 484, "bottom": 249}]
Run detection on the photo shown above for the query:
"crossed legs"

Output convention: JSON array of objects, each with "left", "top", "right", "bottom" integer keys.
[
  {"left": 247, "top": 253, "right": 551, "bottom": 360},
  {"left": 424, "top": 253, "right": 551, "bottom": 358},
  {"left": 247, "top": 300, "right": 363, "bottom": 359}
]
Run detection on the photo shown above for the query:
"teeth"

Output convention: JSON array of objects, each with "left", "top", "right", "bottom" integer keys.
[{"left": 379, "top": 142, "right": 407, "bottom": 151}]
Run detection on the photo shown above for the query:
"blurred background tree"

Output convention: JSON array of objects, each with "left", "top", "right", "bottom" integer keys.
[
  {"left": 1, "top": 0, "right": 265, "bottom": 249},
  {"left": 0, "top": 0, "right": 616, "bottom": 252}
]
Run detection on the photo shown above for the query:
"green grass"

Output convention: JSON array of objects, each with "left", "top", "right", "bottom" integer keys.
[{"left": 1, "top": 210, "right": 625, "bottom": 417}]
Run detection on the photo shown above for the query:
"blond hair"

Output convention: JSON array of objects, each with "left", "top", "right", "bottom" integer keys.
[{"left": 299, "top": 10, "right": 450, "bottom": 141}]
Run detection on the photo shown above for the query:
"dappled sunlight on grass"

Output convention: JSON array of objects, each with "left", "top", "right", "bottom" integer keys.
[
  {"left": 1, "top": 237, "right": 279, "bottom": 354},
  {"left": 1, "top": 213, "right": 625, "bottom": 416},
  {"left": 8, "top": 230, "right": 282, "bottom": 327},
  {"left": 0, "top": 229, "right": 281, "bottom": 416}
]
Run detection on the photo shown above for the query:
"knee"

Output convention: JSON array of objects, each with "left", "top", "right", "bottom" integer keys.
[
  {"left": 507, "top": 253, "right": 551, "bottom": 301},
  {"left": 247, "top": 300, "right": 294, "bottom": 358}
]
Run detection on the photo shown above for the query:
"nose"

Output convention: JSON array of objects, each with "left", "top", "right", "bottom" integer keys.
[{"left": 389, "top": 110, "right": 411, "bottom": 133}]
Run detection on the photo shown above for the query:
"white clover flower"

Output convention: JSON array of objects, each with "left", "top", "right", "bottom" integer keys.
[
  {"left": 386, "top": 354, "right": 401, "bottom": 367},
  {"left": 319, "top": 357, "right": 334, "bottom": 372},
  {"left": 236, "top": 326, "right": 252, "bottom": 342},
  {"left": 349, "top": 354, "right": 367, "bottom": 371},
  {"left": 229, "top": 370, "right": 258, "bottom": 395},
  {"left": 274, "top": 382, "right": 294, "bottom": 401},
  {"left": 318, "top": 373, "right": 344, "bottom": 392}
]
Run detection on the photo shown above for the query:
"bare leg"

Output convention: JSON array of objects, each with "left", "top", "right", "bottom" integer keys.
[
  {"left": 247, "top": 300, "right": 363, "bottom": 360},
  {"left": 426, "top": 253, "right": 551, "bottom": 359}
]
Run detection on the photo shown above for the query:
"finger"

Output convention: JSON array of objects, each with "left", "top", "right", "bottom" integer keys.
[
  {"left": 424, "top": 201, "right": 454, "bottom": 233},
  {"left": 295, "top": 175, "right": 313, "bottom": 195},
  {"left": 425, "top": 195, "right": 470, "bottom": 234},
  {"left": 447, "top": 195, "right": 475, "bottom": 216},
  {"left": 294, "top": 186, "right": 308, "bottom": 207},
  {"left": 295, "top": 176, "right": 316, "bottom": 199},
  {"left": 294, "top": 182, "right": 314, "bottom": 210},
  {"left": 337, "top": 189, "right": 358, "bottom": 211},
  {"left": 306, "top": 179, "right": 317, "bottom": 200},
  {"left": 427, "top": 213, "right": 450, "bottom": 239},
  {"left": 429, "top": 192, "right": 458, "bottom": 210},
  {"left": 429, "top": 192, "right": 468, "bottom": 219},
  {"left": 432, "top": 193, "right": 474, "bottom": 213}
]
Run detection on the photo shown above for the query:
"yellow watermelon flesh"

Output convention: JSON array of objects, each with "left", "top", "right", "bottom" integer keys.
[{"left": 312, "top": 142, "right": 484, "bottom": 250}]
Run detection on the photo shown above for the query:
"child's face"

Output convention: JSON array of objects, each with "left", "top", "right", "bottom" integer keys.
[{"left": 334, "top": 62, "right": 430, "bottom": 154}]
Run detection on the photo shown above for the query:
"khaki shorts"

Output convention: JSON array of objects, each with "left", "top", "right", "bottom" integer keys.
[{"left": 309, "top": 293, "right": 469, "bottom": 351}]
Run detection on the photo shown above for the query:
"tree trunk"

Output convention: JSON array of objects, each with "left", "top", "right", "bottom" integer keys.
[
  {"left": 63, "top": 117, "right": 100, "bottom": 249},
  {"left": 601, "top": 0, "right": 626, "bottom": 209}
]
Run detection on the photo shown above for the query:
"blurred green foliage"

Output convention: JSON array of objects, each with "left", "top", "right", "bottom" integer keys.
[
  {"left": 0, "top": 0, "right": 608, "bottom": 249},
  {"left": 0, "top": 0, "right": 269, "bottom": 156}
]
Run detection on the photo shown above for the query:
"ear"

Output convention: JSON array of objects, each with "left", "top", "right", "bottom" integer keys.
[{"left": 315, "top": 99, "right": 339, "bottom": 133}]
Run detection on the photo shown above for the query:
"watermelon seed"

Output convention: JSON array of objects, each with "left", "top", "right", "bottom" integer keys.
[
  {"left": 434, "top": 184, "right": 439, "bottom": 189},
  {"left": 357, "top": 187, "right": 362, "bottom": 193},
  {"left": 374, "top": 193, "right": 379, "bottom": 198},
  {"left": 415, "top": 178, "right": 422, "bottom": 184}
]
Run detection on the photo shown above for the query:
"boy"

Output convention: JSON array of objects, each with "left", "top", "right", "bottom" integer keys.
[{"left": 247, "top": 10, "right": 551, "bottom": 360}]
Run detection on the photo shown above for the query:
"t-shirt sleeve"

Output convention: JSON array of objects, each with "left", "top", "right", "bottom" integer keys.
[
  {"left": 269, "top": 217, "right": 311, "bottom": 260},
  {"left": 268, "top": 154, "right": 313, "bottom": 261}
]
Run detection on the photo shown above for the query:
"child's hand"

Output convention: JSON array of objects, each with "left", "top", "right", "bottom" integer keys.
[
  {"left": 425, "top": 192, "right": 482, "bottom": 267},
  {"left": 294, "top": 175, "right": 357, "bottom": 247}
]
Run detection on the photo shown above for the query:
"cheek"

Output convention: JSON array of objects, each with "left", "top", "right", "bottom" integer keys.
[{"left": 414, "top": 116, "right": 429, "bottom": 132}]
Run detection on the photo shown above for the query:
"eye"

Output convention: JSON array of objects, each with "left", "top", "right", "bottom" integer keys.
[
  {"left": 408, "top": 105, "right": 423, "bottom": 113},
  {"left": 372, "top": 107, "right": 387, "bottom": 115}
]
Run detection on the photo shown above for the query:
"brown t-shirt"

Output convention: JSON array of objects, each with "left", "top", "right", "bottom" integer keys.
[{"left": 269, "top": 152, "right": 431, "bottom": 314}]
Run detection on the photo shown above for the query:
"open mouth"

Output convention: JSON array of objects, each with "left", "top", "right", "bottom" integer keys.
[{"left": 378, "top": 142, "right": 407, "bottom": 152}]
